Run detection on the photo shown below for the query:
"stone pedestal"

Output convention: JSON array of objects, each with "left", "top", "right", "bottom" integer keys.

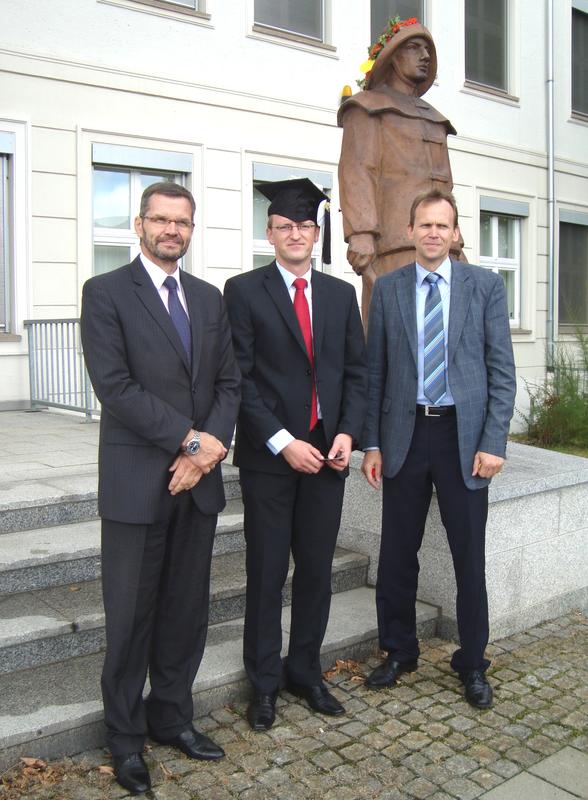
[{"left": 339, "top": 442, "right": 588, "bottom": 641}]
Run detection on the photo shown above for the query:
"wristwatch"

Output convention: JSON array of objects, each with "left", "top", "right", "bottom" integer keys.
[{"left": 184, "top": 430, "right": 201, "bottom": 456}]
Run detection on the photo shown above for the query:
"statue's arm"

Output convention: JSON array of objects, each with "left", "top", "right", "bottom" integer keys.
[{"left": 338, "top": 106, "right": 380, "bottom": 274}]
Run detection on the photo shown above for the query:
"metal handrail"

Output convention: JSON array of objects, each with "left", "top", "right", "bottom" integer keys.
[{"left": 24, "top": 319, "right": 99, "bottom": 420}]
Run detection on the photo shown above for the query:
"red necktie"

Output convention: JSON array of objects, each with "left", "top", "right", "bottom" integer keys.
[{"left": 293, "top": 278, "right": 318, "bottom": 430}]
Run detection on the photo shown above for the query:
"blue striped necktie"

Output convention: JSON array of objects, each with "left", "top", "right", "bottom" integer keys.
[
  {"left": 163, "top": 276, "right": 192, "bottom": 360},
  {"left": 423, "top": 273, "right": 446, "bottom": 405}
]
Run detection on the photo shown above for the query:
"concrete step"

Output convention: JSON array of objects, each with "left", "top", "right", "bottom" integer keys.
[
  {"left": 0, "top": 586, "right": 440, "bottom": 770},
  {"left": 0, "top": 497, "right": 245, "bottom": 595},
  {"left": 0, "top": 462, "right": 241, "bottom": 535},
  {"left": 0, "top": 546, "right": 369, "bottom": 674}
]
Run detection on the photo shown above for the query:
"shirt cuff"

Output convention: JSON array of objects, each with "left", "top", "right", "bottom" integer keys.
[
  {"left": 363, "top": 446, "right": 380, "bottom": 452},
  {"left": 266, "top": 429, "right": 295, "bottom": 455}
]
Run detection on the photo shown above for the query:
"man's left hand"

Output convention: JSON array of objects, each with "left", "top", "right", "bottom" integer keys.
[
  {"left": 168, "top": 454, "right": 204, "bottom": 494},
  {"left": 324, "top": 433, "right": 353, "bottom": 472},
  {"left": 472, "top": 451, "right": 504, "bottom": 479}
]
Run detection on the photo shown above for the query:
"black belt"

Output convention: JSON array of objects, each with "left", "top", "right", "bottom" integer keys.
[{"left": 416, "top": 404, "right": 456, "bottom": 417}]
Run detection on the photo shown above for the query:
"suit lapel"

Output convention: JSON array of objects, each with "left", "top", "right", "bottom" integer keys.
[
  {"left": 396, "top": 264, "right": 418, "bottom": 368},
  {"left": 448, "top": 260, "right": 473, "bottom": 362},
  {"left": 263, "top": 262, "right": 309, "bottom": 358},
  {"left": 310, "top": 270, "right": 327, "bottom": 360},
  {"left": 130, "top": 257, "right": 191, "bottom": 374},
  {"left": 181, "top": 274, "right": 203, "bottom": 378}
]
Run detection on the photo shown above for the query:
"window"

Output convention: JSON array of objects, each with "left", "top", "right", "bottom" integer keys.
[
  {"left": 559, "top": 217, "right": 588, "bottom": 326},
  {"left": 465, "top": 0, "right": 507, "bottom": 91},
  {"left": 252, "top": 163, "right": 332, "bottom": 270},
  {"left": 0, "top": 133, "right": 14, "bottom": 333},
  {"left": 254, "top": 0, "right": 324, "bottom": 41},
  {"left": 572, "top": 6, "right": 588, "bottom": 116},
  {"left": 371, "top": 0, "right": 424, "bottom": 43},
  {"left": 479, "top": 210, "right": 523, "bottom": 326},
  {"left": 92, "top": 144, "right": 192, "bottom": 275}
]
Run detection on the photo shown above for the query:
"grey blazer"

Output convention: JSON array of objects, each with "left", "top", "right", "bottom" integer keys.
[
  {"left": 362, "top": 260, "right": 516, "bottom": 489},
  {"left": 81, "top": 256, "right": 240, "bottom": 523}
]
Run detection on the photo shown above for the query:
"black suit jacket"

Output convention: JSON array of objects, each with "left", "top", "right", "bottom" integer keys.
[
  {"left": 224, "top": 262, "right": 367, "bottom": 475},
  {"left": 81, "top": 256, "right": 240, "bottom": 523}
]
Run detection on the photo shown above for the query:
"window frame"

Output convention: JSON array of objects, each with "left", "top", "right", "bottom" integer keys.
[
  {"left": 572, "top": 3, "right": 588, "bottom": 118},
  {"left": 97, "top": 0, "right": 211, "bottom": 24},
  {"left": 464, "top": 0, "right": 512, "bottom": 97},
  {"left": 90, "top": 143, "right": 194, "bottom": 277},
  {"left": 558, "top": 209, "right": 588, "bottom": 330},
  {"left": 249, "top": 159, "right": 333, "bottom": 273},
  {"left": 251, "top": 0, "right": 334, "bottom": 50}
]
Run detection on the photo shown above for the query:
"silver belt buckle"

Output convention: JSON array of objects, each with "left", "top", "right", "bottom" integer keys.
[{"left": 424, "top": 404, "right": 441, "bottom": 417}]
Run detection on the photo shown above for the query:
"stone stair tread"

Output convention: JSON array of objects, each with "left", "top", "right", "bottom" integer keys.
[
  {"left": 0, "top": 497, "right": 244, "bottom": 574},
  {"left": 0, "top": 586, "right": 438, "bottom": 758},
  {"left": 0, "top": 546, "right": 367, "bottom": 649}
]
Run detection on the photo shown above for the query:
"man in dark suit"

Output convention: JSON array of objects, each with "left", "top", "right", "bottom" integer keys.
[
  {"left": 81, "top": 182, "right": 240, "bottom": 794},
  {"left": 362, "top": 189, "right": 516, "bottom": 708},
  {"left": 223, "top": 179, "right": 367, "bottom": 731}
]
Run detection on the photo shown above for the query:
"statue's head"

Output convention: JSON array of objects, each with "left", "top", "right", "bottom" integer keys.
[{"left": 365, "top": 21, "right": 437, "bottom": 96}]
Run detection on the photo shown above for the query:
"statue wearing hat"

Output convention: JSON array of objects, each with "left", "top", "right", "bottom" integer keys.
[{"left": 338, "top": 18, "right": 465, "bottom": 324}]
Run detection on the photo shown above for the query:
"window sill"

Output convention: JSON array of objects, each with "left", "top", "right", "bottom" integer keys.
[
  {"left": 570, "top": 110, "right": 588, "bottom": 126},
  {"left": 510, "top": 328, "right": 532, "bottom": 336},
  {"left": 250, "top": 24, "right": 336, "bottom": 55},
  {"left": 97, "top": 0, "right": 212, "bottom": 25},
  {"left": 0, "top": 333, "right": 22, "bottom": 342},
  {"left": 461, "top": 80, "right": 519, "bottom": 107}
]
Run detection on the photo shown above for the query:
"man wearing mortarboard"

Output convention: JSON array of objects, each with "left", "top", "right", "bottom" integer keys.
[{"left": 224, "top": 178, "right": 367, "bottom": 731}]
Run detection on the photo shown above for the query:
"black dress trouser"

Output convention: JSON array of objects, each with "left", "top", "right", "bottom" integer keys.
[
  {"left": 240, "top": 424, "right": 346, "bottom": 694},
  {"left": 101, "top": 491, "right": 216, "bottom": 755},
  {"left": 377, "top": 412, "right": 490, "bottom": 674}
]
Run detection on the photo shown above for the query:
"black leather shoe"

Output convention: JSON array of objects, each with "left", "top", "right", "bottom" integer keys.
[
  {"left": 460, "top": 670, "right": 493, "bottom": 709},
  {"left": 150, "top": 725, "right": 225, "bottom": 760},
  {"left": 247, "top": 692, "right": 277, "bottom": 731},
  {"left": 287, "top": 681, "right": 345, "bottom": 716},
  {"left": 364, "top": 657, "right": 418, "bottom": 689},
  {"left": 112, "top": 753, "right": 151, "bottom": 795}
]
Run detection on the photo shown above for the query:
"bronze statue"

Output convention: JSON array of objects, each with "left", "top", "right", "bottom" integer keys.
[{"left": 338, "top": 19, "right": 464, "bottom": 324}]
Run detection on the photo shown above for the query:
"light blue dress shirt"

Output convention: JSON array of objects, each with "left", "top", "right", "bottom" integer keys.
[{"left": 416, "top": 257, "right": 454, "bottom": 406}]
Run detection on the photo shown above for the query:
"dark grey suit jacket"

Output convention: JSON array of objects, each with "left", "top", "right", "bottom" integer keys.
[
  {"left": 81, "top": 256, "right": 240, "bottom": 523},
  {"left": 363, "top": 260, "right": 516, "bottom": 489},
  {"left": 224, "top": 262, "right": 367, "bottom": 475}
]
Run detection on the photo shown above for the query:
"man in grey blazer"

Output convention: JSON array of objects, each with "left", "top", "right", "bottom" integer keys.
[
  {"left": 81, "top": 182, "right": 240, "bottom": 794},
  {"left": 361, "top": 189, "right": 515, "bottom": 708}
]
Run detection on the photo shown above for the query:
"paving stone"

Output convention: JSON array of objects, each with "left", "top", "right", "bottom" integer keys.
[
  {"left": 441, "top": 776, "right": 483, "bottom": 799},
  {"left": 469, "top": 767, "right": 504, "bottom": 791},
  {"left": 404, "top": 776, "right": 437, "bottom": 798}
]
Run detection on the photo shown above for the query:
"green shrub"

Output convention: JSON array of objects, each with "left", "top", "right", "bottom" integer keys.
[{"left": 521, "top": 330, "right": 588, "bottom": 448}]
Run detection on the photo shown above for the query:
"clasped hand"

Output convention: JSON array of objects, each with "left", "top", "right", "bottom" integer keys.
[{"left": 168, "top": 432, "right": 227, "bottom": 495}]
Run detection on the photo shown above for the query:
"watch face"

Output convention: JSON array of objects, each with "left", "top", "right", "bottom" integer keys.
[{"left": 187, "top": 438, "right": 200, "bottom": 455}]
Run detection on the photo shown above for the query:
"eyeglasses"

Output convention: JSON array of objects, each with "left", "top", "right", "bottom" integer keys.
[
  {"left": 272, "top": 223, "right": 316, "bottom": 234},
  {"left": 141, "top": 215, "right": 194, "bottom": 232}
]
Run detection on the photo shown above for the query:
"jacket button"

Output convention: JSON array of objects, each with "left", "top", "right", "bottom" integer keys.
[
  {"left": 306, "top": 368, "right": 312, "bottom": 376},
  {"left": 305, "top": 402, "right": 310, "bottom": 408}
]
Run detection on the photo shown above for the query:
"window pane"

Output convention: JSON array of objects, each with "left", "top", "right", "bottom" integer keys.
[
  {"left": 572, "top": 9, "right": 588, "bottom": 115},
  {"left": 253, "top": 188, "right": 270, "bottom": 240},
  {"left": 465, "top": 0, "right": 507, "bottom": 90},
  {"left": 480, "top": 212, "right": 492, "bottom": 257},
  {"left": 255, "top": 0, "right": 323, "bottom": 40},
  {"left": 498, "top": 216, "right": 515, "bottom": 259},
  {"left": 94, "top": 245, "right": 131, "bottom": 276},
  {"left": 559, "top": 222, "right": 588, "bottom": 325},
  {"left": 371, "top": 0, "right": 423, "bottom": 42},
  {"left": 499, "top": 270, "right": 515, "bottom": 319},
  {"left": 138, "top": 173, "right": 175, "bottom": 195},
  {"left": 94, "top": 169, "right": 130, "bottom": 229},
  {"left": 170, "top": 0, "right": 197, "bottom": 7}
]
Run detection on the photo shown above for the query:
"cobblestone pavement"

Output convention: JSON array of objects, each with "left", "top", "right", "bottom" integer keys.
[{"left": 1, "top": 611, "right": 587, "bottom": 800}]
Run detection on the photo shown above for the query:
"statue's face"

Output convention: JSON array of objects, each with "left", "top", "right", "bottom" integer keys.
[{"left": 391, "top": 37, "right": 431, "bottom": 85}]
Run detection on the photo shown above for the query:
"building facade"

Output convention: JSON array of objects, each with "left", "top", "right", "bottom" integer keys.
[{"left": 0, "top": 0, "right": 587, "bottom": 419}]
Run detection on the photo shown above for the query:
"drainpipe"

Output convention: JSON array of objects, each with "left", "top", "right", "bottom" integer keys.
[{"left": 546, "top": 0, "right": 555, "bottom": 369}]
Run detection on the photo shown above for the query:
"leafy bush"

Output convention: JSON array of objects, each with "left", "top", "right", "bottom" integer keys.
[{"left": 520, "top": 331, "right": 588, "bottom": 448}]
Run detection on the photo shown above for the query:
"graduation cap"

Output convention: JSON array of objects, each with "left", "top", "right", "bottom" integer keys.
[{"left": 257, "top": 178, "right": 331, "bottom": 263}]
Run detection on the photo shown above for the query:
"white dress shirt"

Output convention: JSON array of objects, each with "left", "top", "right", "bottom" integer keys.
[
  {"left": 416, "top": 257, "right": 454, "bottom": 406},
  {"left": 140, "top": 253, "right": 190, "bottom": 319},
  {"left": 266, "top": 262, "right": 322, "bottom": 456}
]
